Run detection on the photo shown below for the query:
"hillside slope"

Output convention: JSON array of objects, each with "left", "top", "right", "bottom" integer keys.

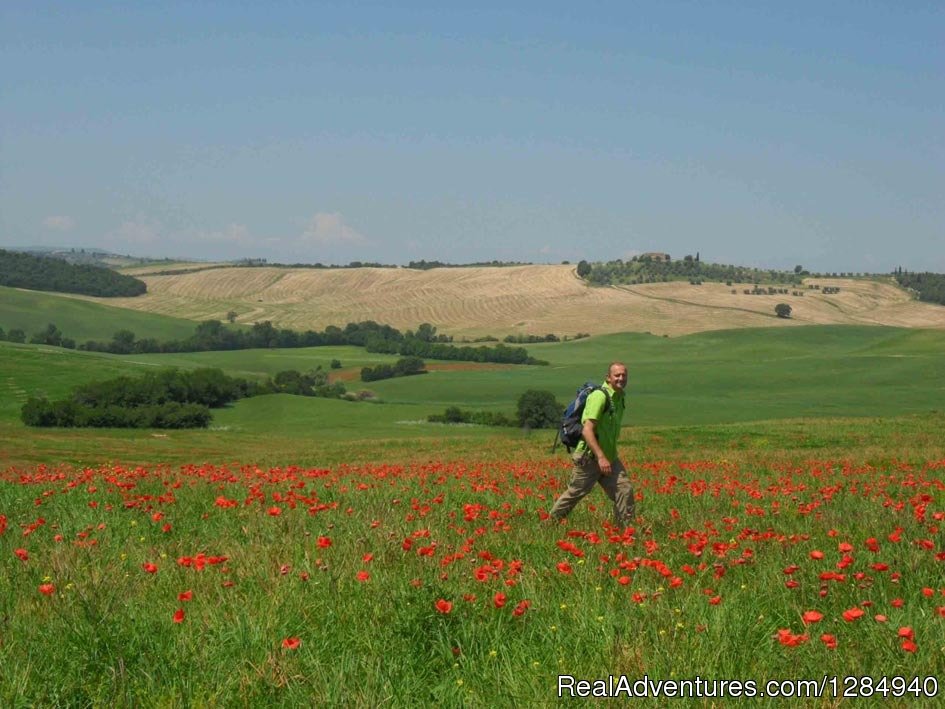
[{"left": 59, "top": 265, "right": 945, "bottom": 337}]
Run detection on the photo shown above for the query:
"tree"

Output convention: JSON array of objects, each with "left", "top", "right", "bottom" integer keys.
[
  {"left": 226, "top": 310, "right": 238, "bottom": 324},
  {"left": 516, "top": 390, "right": 562, "bottom": 430},
  {"left": 576, "top": 260, "right": 592, "bottom": 278},
  {"left": 29, "top": 323, "right": 63, "bottom": 346},
  {"left": 775, "top": 303, "right": 792, "bottom": 319},
  {"left": 794, "top": 265, "right": 804, "bottom": 274}
]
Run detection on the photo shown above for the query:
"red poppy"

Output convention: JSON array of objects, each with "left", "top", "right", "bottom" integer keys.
[
  {"left": 842, "top": 607, "right": 865, "bottom": 622},
  {"left": 900, "top": 639, "right": 918, "bottom": 653},
  {"left": 267, "top": 506, "right": 282, "bottom": 516},
  {"left": 556, "top": 561, "right": 573, "bottom": 575},
  {"left": 890, "top": 598, "right": 904, "bottom": 608},
  {"left": 14, "top": 548, "right": 28, "bottom": 561},
  {"left": 38, "top": 583, "right": 55, "bottom": 596},
  {"left": 435, "top": 599, "right": 453, "bottom": 614},
  {"left": 512, "top": 600, "right": 531, "bottom": 617},
  {"left": 282, "top": 637, "right": 301, "bottom": 650},
  {"left": 356, "top": 570, "right": 370, "bottom": 582},
  {"left": 777, "top": 629, "right": 809, "bottom": 647},
  {"left": 820, "top": 633, "right": 837, "bottom": 650},
  {"left": 173, "top": 608, "right": 185, "bottom": 624},
  {"left": 809, "top": 550, "right": 824, "bottom": 560},
  {"left": 178, "top": 590, "right": 193, "bottom": 601},
  {"left": 142, "top": 562, "right": 158, "bottom": 574},
  {"left": 708, "top": 595, "right": 722, "bottom": 605},
  {"left": 493, "top": 592, "right": 507, "bottom": 608},
  {"left": 897, "top": 626, "right": 914, "bottom": 640},
  {"left": 317, "top": 536, "right": 332, "bottom": 548},
  {"left": 801, "top": 610, "right": 823, "bottom": 624}
]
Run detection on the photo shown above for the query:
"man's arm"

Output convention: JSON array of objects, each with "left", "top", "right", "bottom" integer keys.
[{"left": 582, "top": 418, "right": 612, "bottom": 475}]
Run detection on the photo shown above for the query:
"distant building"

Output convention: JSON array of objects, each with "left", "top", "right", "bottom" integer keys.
[{"left": 642, "top": 252, "right": 671, "bottom": 262}]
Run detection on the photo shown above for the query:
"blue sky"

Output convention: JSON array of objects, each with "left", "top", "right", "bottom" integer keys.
[{"left": 2, "top": 1, "right": 942, "bottom": 271}]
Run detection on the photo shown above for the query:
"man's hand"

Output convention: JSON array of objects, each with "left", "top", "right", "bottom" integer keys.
[{"left": 583, "top": 418, "right": 610, "bottom": 474}]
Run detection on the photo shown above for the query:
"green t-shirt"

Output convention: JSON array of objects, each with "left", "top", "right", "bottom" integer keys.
[{"left": 575, "top": 382, "right": 626, "bottom": 461}]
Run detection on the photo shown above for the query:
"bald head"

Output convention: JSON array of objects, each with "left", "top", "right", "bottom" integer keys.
[{"left": 606, "top": 362, "right": 628, "bottom": 391}]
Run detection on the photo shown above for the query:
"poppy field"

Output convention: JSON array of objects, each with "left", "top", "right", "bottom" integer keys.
[{"left": 2, "top": 449, "right": 944, "bottom": 706}]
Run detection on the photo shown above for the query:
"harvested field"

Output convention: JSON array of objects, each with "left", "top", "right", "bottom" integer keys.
[{"left": 65, "top": 265, "right": 945, "bottom": 337}]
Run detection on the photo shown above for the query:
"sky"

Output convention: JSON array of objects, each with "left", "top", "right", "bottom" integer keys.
[{"left": 2, "top": 1, "right": 943, "bottom": 272}]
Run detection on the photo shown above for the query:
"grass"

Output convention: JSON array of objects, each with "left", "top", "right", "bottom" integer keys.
[
  {"left": 1, "top": 319, "right": 944, "bottom": 705},
  {"left": 0, "top": 285, "right": 201, "bottom": 342},
  {"left": 1, "top": 324, "right": 944, "bottom": 468},
  {"left": 2, "top": 444, "right": 943, "bottom": 706}
]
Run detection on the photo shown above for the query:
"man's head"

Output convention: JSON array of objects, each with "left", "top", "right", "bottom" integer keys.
[{"left": 606, "top": 362, "right": 628, "bottom": 392}]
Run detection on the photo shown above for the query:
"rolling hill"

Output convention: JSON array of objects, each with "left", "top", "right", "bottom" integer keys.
[{"left": 42, "top": 264, "right": 945, "bottom": 338}]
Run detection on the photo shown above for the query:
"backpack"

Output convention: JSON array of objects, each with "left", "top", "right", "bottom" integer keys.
[{"left": 552, "top": 381, "right": 611, "bottom": 453}]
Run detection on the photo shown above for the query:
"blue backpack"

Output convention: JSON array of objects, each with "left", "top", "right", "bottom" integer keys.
[{"left": 552, "top": 381, "right": 611, "bottom": 452}]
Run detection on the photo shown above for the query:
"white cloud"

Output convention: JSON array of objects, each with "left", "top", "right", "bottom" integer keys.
[
  {"left": 299, "top": 212, "right": 367, "bottom": 245},
  {"left": 43, "top": 215, "right": 75, "bottom": 231}
]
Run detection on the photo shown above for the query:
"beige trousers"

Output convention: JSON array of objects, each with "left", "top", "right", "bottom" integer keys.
[{"left": 549, "top": 451, "right": 635, "bottom": 525}]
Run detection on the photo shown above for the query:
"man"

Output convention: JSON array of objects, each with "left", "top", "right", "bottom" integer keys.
[{"left": 548, "top": 362, "right": 634, "bottom": 526}]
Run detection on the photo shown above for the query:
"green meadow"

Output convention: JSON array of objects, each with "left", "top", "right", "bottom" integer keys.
[
  {"left": 1, "top": 294, "right": 944, "bottom": 467},
  {"left": 3, "top": 292, "right": 945, "bottom": 707}
]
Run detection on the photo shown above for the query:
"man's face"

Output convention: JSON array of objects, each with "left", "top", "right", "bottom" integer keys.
[{"left": 607, "top": 364, "right": 628, "bottom": 392}]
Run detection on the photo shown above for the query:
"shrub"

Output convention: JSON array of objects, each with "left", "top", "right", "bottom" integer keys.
[{"left": 516, "top": 390, "right": 563, "bottom": 429}]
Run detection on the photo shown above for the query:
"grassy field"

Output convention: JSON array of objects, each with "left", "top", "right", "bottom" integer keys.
[
  {"left": 1, "top": 324, "right": 944, "bottom": 468},
  {"left": 2, "top": 319, "right": 944, "bottom": 706},
  {"left": 2, "top": 424, "right": 943, "bottom": 706},
  {"left": 0, "top": 285, "right": 201, "bottom": 343}
]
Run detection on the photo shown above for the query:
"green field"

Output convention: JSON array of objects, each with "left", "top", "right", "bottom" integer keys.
[
  {"left": 0, "top": 285, "right": 203, "bottom": 342},
  {"left": 1, "top": 324, "right": 944, "bottom": 468},
  {"left": 3, "top": 311, "right": 945, "bottom": 706}
]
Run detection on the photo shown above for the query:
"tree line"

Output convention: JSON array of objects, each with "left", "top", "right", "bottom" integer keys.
[
  {"left": 21, "top": 366, "right": 350, "bottom": 429},
  {"left": 0, "top": 248, "right": 147, "bottom": 297},
  {"left": 580, "top": 256, "right": 808, "bottom": 287},
  {"left": 428, "top": 390, "right": 562, "bottom": 430},
  {"left": 58, "top": 319, "right": 547, "bottom": 365},
  {"left": 407, "top": 260, "right": 534, "bottom": 269},
  {"left": 894, "top": 271, "right": 945, "bottom": 306},
  {"left": 361, "top": 356, "right": 426, "bottom": 382}
]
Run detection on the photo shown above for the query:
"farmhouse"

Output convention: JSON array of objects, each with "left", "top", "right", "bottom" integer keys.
[{"left": 641, "top": 252, "right": 671, "bottom": 262}]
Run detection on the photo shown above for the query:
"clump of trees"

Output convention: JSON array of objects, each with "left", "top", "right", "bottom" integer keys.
[
  {"left": 775, "top": 303, "right": 792, "bottom": 319},
  {"left": 894, "top": 270, "right": 945, "bottom": 306},
  {"left": 21, "top": 368, "right": 254, "bottom": 429},
  {"left": 427, "top": 407, "right": 516, "bottom": 426},
  {"left": 516, "top": 390, "right": 563, "bottom": 429},
  {"left": 0, "top": 248, "right": 147, "bottom": 296},
  {"left": 428, "top": 389, "right": 563, "bottom": 430},
  {"left": 266, "top": 367, "right": 346, "bottom": 398},
  {"left": 361, "top": 356, "right": 426, "bottom": 382},
  {"left": 579, "top": 256, "right": 807, "bottom": 287},
  {"left": 21, "top": 366, "right": 350, "bottom": 429}
]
